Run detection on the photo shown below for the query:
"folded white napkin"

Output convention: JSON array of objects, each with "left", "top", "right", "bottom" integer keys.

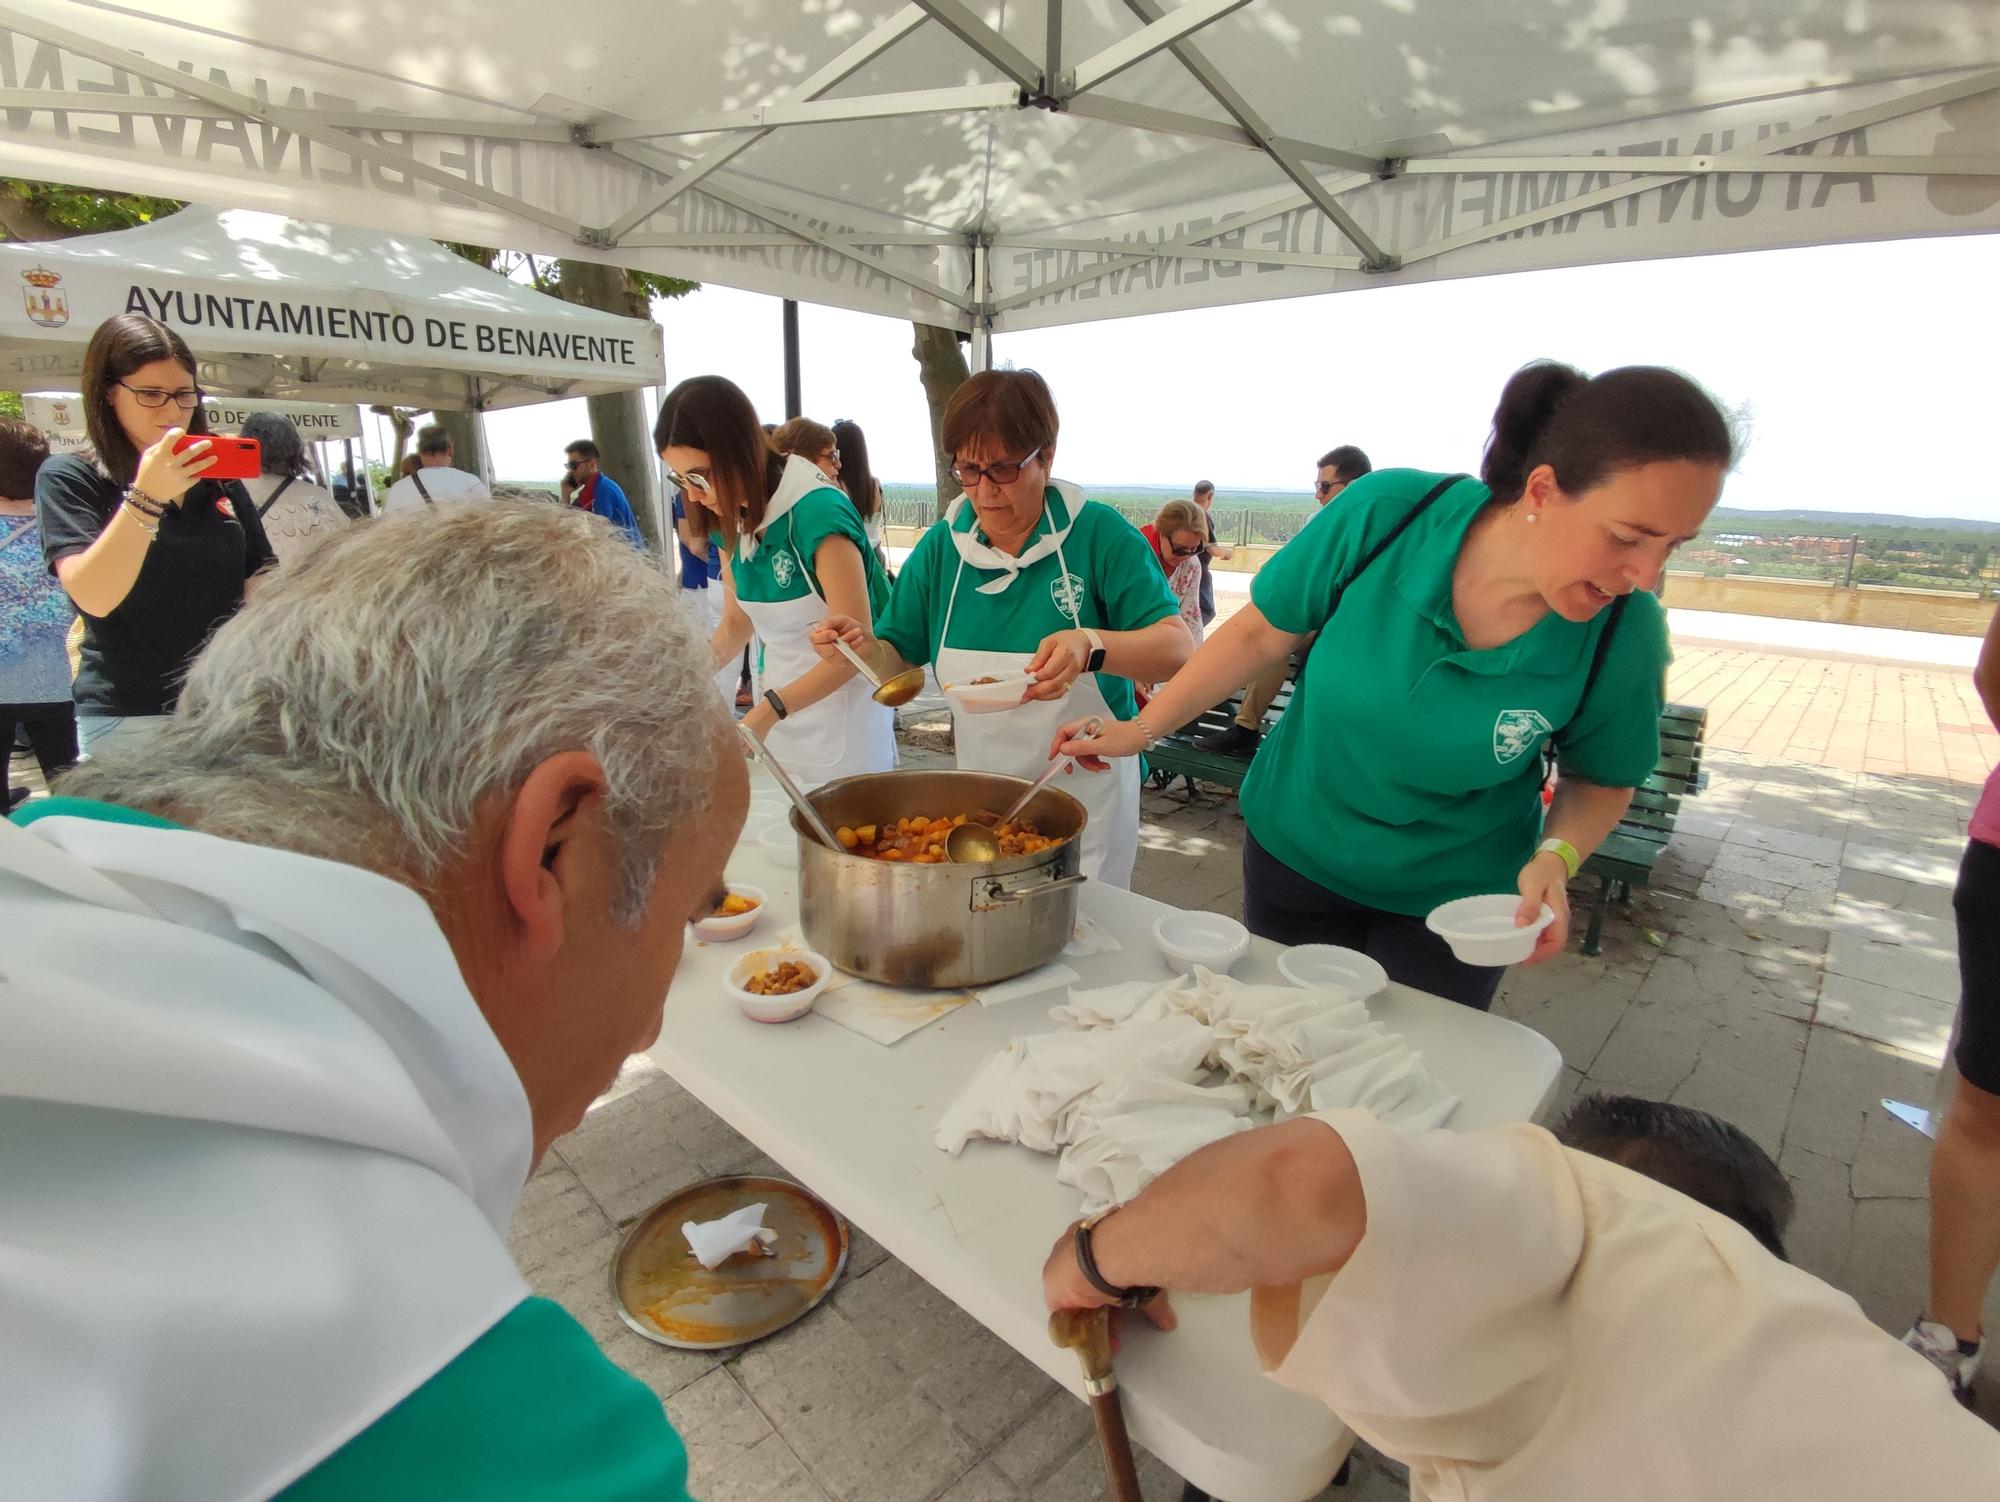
[
  {"left": 1063, "top": 912, "right": 1124, "bottom": 957},
  {"left": 1058, "top": 1103, "right": 1253, "bottom": 1214},
  {"left": 974, "top": 962, "right": 1080, "bottom": 1008},
  {"left": 682, "top": 1203, "right": 778, "bottom": 1269}
]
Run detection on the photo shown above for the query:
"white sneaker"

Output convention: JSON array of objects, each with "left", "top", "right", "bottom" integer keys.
[{"left": 1903, "top": 1316, "right": 1982, "bottom": 1406}]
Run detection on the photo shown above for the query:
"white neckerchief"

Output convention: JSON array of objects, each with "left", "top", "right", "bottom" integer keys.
[
  {"left": 946, "top": 478, "right": 1086, "bottom": 595},
  {"left": 0, "top": 812, "right": 533, "bottom": 1502},
  {"left": 739, "top": 454, "right": 833, "bottom": 563}
]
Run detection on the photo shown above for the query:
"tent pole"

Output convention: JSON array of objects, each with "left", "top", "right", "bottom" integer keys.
[
  {"left": 783, "top": 300, "right": 803, "bottom": 419},
  {"left": 969, "top": 240, "right": 992, "bottom": 373}
]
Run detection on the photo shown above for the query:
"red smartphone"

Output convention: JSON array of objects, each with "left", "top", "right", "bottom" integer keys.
[{"left": 174, "top": 433, "right": 261, "bottom": 481}]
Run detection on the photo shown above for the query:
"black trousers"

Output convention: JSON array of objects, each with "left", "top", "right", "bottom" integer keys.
[
  {"left": 1242, "top": 827, "right": 1505, "bottom": 1011},
  {"left": 1, "top": 700, "right": 78, "bottom": 801},
  {"left": 1952, "top": 838, "right": 2000, "bottom": 1096}
]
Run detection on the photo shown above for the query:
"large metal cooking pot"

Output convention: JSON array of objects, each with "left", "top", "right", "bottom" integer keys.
[{"left": 794, "top": 768, "right": 1087, "bottom": 989}]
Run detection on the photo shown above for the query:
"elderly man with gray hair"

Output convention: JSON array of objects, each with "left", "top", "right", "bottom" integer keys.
[
  {"left": 382, "top": 421, "right": 491, "bottom": 510},
  {"left": 0, "top": 504, "right": 737, "bottom": 1501}
]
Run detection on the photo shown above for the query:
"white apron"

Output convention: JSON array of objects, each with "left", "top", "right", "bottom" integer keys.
[
  {"left": 734, "top": 461, "right": 895, "bottom": 791},
  {"left": 934, "top": 497, "right": 1140, "bottom": 888}
]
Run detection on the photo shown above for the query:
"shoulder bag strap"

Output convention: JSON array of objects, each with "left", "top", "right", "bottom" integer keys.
[
  {"left": 1561, "top": 592, "right": 1630, "bottom": 740},
  {"left": 412, "top": 472, "right": 432, "bottom": 503},
  {"left": 255, "top": 475, "right": 296, "bottom": 520},
  {"left": 1328, "top": 473, "right": 1469, "bottom": 618},
  {"left": 0, "top": 517, "right": 37, "bottom": 552}
]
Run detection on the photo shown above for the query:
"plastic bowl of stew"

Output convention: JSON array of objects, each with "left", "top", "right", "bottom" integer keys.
[
  {"left": 724, "top": 945, "right": 829, "bottom": 1023},
  {"left": 942, "top": 671, "right": 1040, "bottom": 715},
  {"left": 690, "top": 884, "right": 767, "bottom": 943}
]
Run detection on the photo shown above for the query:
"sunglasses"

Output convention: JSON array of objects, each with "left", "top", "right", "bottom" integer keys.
[
  {"left": 119, "top": 382, "right": 203, "bottom": 411},
  {"left": 1314, "top": 479, "right": 1344, "bottom": 496},
  {"left": 664, "top": 464, "right": 712, "bottom": 494},
  {"left": 1169, "top": 543, "right": 1203, "bottom": 557},
  {"left": 951, "top": 445, "right": 1042, "bottom": 488}
]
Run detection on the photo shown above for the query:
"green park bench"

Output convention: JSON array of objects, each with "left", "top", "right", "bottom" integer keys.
[
  {"left": 1574, "top": 702, "right": 1710, "bottom": 955},
  {"left": 1144, "top": 681, "right": 1294, "bottom": 798}
]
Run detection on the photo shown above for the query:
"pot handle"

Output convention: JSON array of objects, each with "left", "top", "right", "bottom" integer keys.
[{"left": 975, "top": 872, "right": 1087, "bottom": 907}]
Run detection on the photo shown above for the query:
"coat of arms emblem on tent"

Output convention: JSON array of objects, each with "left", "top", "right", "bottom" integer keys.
[{"left": 21, "top": 265, "right": 68, "bottom": 328}]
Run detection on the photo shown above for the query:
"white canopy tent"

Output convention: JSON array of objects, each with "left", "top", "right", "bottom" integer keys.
[
  {"left": 0, "top": 2, "right": 1992, "bottom": 367},
  {"left": 0, "top": 206, "right": 665, "bottom": 409}
]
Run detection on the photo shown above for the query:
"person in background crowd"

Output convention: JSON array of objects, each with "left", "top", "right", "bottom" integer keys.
[
  {"left": 770, "top": 417, "right": 841, "bottom": 485},
  {"left": 1041, "top": 1094, "right": 2000, "bottom": 1499},
  {"left": 810, "top": 370, "right": 1192, "bottom": 886},
  {"left": 2, "top": 503, "right": 726, "bottom": 1502},
  {"left": 657, "top": 377, "right": 893, "bottom": 788},
  {"left": 0, "top": 417, "right": 76, "bottom": 807},
  {"left": 381, "top": 425, "right": 490, "bottom": 511},
  {"left": 238, "top": 412, "right": 349, "bottom": 566},
  {"left": 1191, "top": 479, "right": 1234, "bottom": 627},
  {"left": 1058, "top": 365, "right": 1730, "bottom": 1009},
  {"left": 35, "top": 313, "right": 274, "bottom": 758},
  {"left": 1902, "top": 602, "right": 2000, "bottom": 1406},
  {"left": 1142, "top": 499, "right": 1209, "bottom": 649},
  {"left": 1195, "top": 445, "right": 1373, "bottom": 756},
  {"left": 560, "top": 438, "right": 645, "bottom": 551},
  {"left": 832, "top": 418, "right": 888, "bottom": 561},
  {"left": 400, "top": 454, "right": 422, "bottom": 480}
]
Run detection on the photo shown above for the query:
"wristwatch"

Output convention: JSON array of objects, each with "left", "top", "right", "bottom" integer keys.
[
  {"left": 763, "top": 689, "right": 789, "bottom": 721},
  {"left": 1081, "top": 627, "right": 1107, "bottom": 674},
  {"left": 1072, "top": 1209, "right": 1160, "bottom": 1309}
]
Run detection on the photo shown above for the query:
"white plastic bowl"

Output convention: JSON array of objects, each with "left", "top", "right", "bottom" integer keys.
[
  {"left": 757, "top": 822, "right": 799, "bottom": 868},
  {"left": 942, "top": 671, "right": 1041, "bottom": 714},
  {"left": 1152, "top": 911, "right": 1250, "bottom": 975},
  {"left": 689, "top": 884, "right": 767, "bottom": 943},
  {"left": 1277, "top": 944, "right": 1389, "bottom": 998},
  {"left": 724, "top": 944, "right": 830, "bottom": 1023},
  {"left": 746, "top": 793, "right": 789, "bottom": 823},
  {"left": 1425, "top": 895, "right": 1556, "bottom": 967}
]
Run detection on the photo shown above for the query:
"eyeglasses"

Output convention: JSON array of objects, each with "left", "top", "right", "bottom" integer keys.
[
  {"left": 951, "top": 446, "right": 1042, "bottom": 488},
  {"left": 118, "top": 382, "right": 203, "bottom": 411},
  {"left": 663, "top": 464, "right": 711, "bottom": 494}
]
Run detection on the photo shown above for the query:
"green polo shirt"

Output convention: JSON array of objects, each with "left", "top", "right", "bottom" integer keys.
[
  {"left": 11, "top": 797, "right": 693, "bottom": 1502},
  {"left": 730, "top": 484, "right": 890, "bottom": 619},
  {"left": 874, "top": 489, "right": 1178, "bottom": 721},
  {"left": 1241, "top": 469, "right": 1669, "bottom": 916}
]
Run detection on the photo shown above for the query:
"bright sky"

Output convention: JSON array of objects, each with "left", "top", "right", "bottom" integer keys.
[{"left": 455, "top": 232, "right": 1997, "bottom": 521}]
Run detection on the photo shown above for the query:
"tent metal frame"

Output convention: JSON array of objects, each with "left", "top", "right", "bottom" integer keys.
[{"left": 0, "top": 1, "right": 1995, "bottom": 366}]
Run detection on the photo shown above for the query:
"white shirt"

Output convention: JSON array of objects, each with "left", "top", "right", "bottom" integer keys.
[
  {"left": 1253, "top": 1109, "right": 2000, "bottom": 1501},
  {"left": 381, "top": 465, "right": 490, "bottom": 511}
]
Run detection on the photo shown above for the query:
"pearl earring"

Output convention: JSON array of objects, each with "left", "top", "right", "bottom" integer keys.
[{"left": 1525, "top": 513, "right": 1539, "bottom": 524}]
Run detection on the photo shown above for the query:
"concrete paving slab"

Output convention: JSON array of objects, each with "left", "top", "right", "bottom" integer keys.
[{"left": 1816, "top": 972, "right": 1957, "bottom": 1062}]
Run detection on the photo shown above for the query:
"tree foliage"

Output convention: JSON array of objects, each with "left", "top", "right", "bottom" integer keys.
[
  {"left": 0, "top": 178, "right": 180, "bottom": 242},
  {"left": 443, "top": 242, "right": 697, "bottom": 309}
]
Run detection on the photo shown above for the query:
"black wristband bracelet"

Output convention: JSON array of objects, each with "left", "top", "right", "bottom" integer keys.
[
  {"left": 1073, "top": 1215, "right": 1161, "bottom": 1309},
  {"left": 763, "top": 688, "right": 789, "bottom": 720}
]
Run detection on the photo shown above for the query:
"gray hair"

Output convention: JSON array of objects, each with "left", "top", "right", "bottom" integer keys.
[
  {"left": 415, "top": 423, "right": 452, "bottom": 456},
  {"left": 61, "top": 503, "right": 726, "bottom": 924},
  {"left": 239, "top": 412, "right": 307, "bottom": 479}
]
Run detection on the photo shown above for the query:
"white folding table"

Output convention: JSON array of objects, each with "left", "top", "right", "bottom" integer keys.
[{"left": 647, "top": 788, "right": 1562, "bottom": 1502}]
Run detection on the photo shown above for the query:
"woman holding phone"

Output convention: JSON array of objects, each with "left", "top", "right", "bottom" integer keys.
[{"left": 35, "top": 313, "right": 275, "bottom": 755}]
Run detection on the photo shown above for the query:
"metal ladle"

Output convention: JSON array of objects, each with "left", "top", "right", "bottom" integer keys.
[
  {"left": 945, "top": 716, "right": 1102, "bottom": 864},
  {"left": 830, "top": 635, "right": 927, "bottom": 708},
  {"left": 736, "top": 722, "right": 843, "bottom": 851}
]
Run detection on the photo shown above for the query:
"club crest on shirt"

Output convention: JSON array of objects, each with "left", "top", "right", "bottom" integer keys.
[
  {"left": 1493, "top": 708, "right": 1554, "bottom": 765},
  {"left": 1049, "top": 571, "right": 1083, "bottom": 617},
  {"left": 771, "top": 549, "right": 797, "bottom": 588}
]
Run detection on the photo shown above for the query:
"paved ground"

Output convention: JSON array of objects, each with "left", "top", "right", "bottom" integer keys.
[{"left": 497, "top": 633, "right": 2000, "bottom": 1501}]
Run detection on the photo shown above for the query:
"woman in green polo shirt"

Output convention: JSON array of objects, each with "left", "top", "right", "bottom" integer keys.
[
  {"left": 1056, "top": 362, "right": 1735, "bottom": 1007},
  {"left": 655, "top": 376, "right": 892, "bottom": 789},
  {"left": 810, "top": 369, "right": 1194, "bottom": 887}
]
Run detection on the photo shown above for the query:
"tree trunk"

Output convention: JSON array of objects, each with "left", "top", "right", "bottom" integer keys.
[
  {"left": 370, "top": 405, "right": 416, "bottom": 470},
  {"left": 433, "top": 409, "right": 494, "bottom": 488},
  {"left": 0, "top": 192, "right": 72, "bottom": 243},
  {"left": 912, "top": 323, "right": 971, "bottom": 519},
  {"left": 559, "top": 257, "right": 664, "bottom": 555}
]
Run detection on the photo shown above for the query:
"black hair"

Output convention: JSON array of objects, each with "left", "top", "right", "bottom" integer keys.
[
  {"left": 0, "top": 414, "right": 49, "bottom": 498},
  {"left": 831, "top": 418, "right": 879, "bottom": 522},
  {"left": 239, "top": 412, "right": 308, "bottom": 480},
  {"left": 565, "top": 438, "right": 600, "bottom": 461},
  {"left": 1317, "top": 446, "right": 1371, "bottom": 483},
  {"left": 79, "top": 313, "right": 210, "bottom": 484},
  {"left": 1555, "top": 1094, "right": 1795, "bottom": 1260},
  {"left": 1482, "top": 361, "right": 1735, "bottom": 504}
]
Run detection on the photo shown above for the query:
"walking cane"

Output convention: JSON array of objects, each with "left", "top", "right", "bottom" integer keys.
[{"left": 1048, "top": 1306, "right": 1144, "bottom": 1502}]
